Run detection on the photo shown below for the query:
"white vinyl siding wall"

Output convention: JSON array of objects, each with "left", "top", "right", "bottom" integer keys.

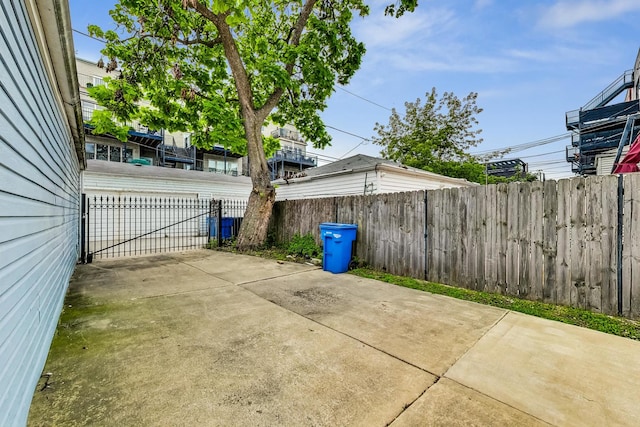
[
  {"left": 83, "top": 161, "right": 252, "bottom": 200},
  {"left": 378, "top": 169, "right": 475, "bottom": 192},
  {"left": 275, "top": 168, "right": 475, "bottom": 201},
  {"left": 0, "top": 1, "right": 81, "bottom": 425},
  {"left": 275, "top": 171, "right": 372, "bottom": 200}
]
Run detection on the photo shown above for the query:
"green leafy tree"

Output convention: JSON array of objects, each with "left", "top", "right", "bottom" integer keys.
[
  {"left": 373, "top": 88, "right": 538, "bottom": 184},
  {"left": 87, "top": 0, "right": 417, "bottom": 250},
  {"left": 373, "top": 87, "right": 487, "bottom": 183}
]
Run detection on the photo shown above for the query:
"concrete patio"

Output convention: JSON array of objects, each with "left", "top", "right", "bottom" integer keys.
[{"left": 28, "top": 250, "right": 640, "bottom": 426}]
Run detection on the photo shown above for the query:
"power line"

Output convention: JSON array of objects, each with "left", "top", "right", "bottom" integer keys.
[
  {"left": 324, "top": 124, "right": 370, "bottom": 141},
  {"left": 323, "top": 124, "right": 374, "bottom": 159},
  {"left": 73, "top": 28, "right": 106, "bottom": 43},
  {"left": 518, "top": 149, "right": 565, "bottom": 159},
  {"left": 471, "top": 133, "right": 571, "bottom": 157},
  {"left": 336, "top": 86, "right": 393, "bottom": 111}
]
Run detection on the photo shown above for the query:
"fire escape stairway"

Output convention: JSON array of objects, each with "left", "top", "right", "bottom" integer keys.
[
  {"left": 566, "top": 70, "right": 634, "bottom": 129},
  {"left": 583, "top": 69, "right": 634, "bottom": 111}
]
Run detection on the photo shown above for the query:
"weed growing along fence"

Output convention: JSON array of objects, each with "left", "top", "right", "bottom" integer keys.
[{"left": 270, "top": 174, "right": 640, "bottom": 318}]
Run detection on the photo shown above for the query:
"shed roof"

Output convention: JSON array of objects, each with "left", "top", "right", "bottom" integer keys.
[
  {"left": 298, "top": 154, "right": 475, "bottom": 186},
  {"left": 304, "top": 154, "right": 404, "bottom": 177}
]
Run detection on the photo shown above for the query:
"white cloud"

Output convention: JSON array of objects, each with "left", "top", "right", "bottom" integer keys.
[
  {"left": 387, "top": 50, "right": 518, "bottom": 73},
  {"left": 539, "top": 0, "right": 640, "bottom": 29},
  {"left": 354, "top": 7, "right": 456, "bottom": 49},
  {"left": 474, "top": 0, "right": 493, "bottom": 10}
]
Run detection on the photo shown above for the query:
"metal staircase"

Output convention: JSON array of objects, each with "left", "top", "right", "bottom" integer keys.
[
  {"left": 566, "top": 69, "right": 634, "bottom": 129},
  {"left": 565, "top": 68, "right": 638, "bottom": 175}
]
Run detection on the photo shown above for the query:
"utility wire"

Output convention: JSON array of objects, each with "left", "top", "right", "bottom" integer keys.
[
  {"left": 471, "top": 133, "right": 571, "bottom": 156},
  {"left": 323, "top": 124, "right": 374, "bottom": 159},
  {"left": 336, "top": 86, "right": 393, "bottom": 111},
  {"left": 518, "top": 149, "right": 565, "bottom": 159},
  {"left": 324, "top": 125, "right": 371, "bottom": 142},
  {"left": 73, "top": 28, "right": 106, "bottom": 43}
]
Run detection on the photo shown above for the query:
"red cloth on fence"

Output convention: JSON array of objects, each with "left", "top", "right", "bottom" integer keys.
[{"left": 613, "top": 134, "right": 640, "bottom": 174}]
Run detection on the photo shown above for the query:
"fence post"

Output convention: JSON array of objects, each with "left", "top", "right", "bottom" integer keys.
[
  {"left": 208, "top": 199, "right": 215, "bottom": 242},
  {"left": 217, "top": 199, "right": 223, "bottom": 248},
  {"left": 81, "top": 193, "right": 87, "bottom": 263},
  {"left": 424, "top": 190, "right": 428, "bottom": 281},
  {"left": 617, "top": 174, "right": 624, "bottom": 316},
  {"left": 86, "top": 196, "right": 93, "bottom": 264}
]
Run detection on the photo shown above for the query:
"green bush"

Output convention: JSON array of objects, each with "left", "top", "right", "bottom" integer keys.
[{"left": 287, "top": 233, "right": 322, "bottom": 259}]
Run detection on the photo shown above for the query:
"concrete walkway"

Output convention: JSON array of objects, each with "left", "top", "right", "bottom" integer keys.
[{"left": 28, "top": 251, "right": 640, "bottom": 426}]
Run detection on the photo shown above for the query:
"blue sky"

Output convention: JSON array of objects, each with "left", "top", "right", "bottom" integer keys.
[{"left": 69, "top": 0, "right": 640, "bottom": 179}]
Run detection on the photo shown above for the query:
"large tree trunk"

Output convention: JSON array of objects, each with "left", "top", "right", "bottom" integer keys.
[
  {"left": 235, "top": 115, "right": 276, "bottom": 250},
  {"left": 208, "top": 12, "right": 283, "bottom": 250}
]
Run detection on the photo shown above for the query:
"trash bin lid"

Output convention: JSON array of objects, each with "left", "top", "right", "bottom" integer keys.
[{"left": 319, "top": 222, "right": 358, "bottom": 229}]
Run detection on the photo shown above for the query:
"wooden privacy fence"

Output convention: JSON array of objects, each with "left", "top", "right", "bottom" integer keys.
[{"left": 270, "top": 174, "right": 640, "bottom": 318}]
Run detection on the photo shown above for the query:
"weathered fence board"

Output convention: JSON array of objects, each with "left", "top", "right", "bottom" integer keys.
[
  {"left": 585, "top": 176, "right": 603, "bottom": 312},
  {"left": 572, "top": 179, "right": 588, "bottom": 308},
  {"left": 542, "top": 179, "right": 558, "bottom": 303},
  {"left": 599, "top": 176, "right": 618, "bottom": 314},
  {"left": 271, "top": 174, "right": 640, "bottom": 318},
  {"left": 474, "top": 186, "right": 486, "bottom": 292},
  {"left": 529, "top": 181, "right": 544, "bottom": 300},
  {"left": 555, "top": 179, "right": 572, "bottom": 306},
  {"left": 623, "top": 173, "right": 640, "bottom": 316},
  {"left": 506, "top": 182, "right": 519, "bottom": 296},
  {"left": 518, "top": 182, "right": 531, "bottom": 298},
  {"left": 485, "top": 184, "right": 498, "bottom": 292},
  {"left": 496, "top": 184, "right": 508, "bottom": 294}
]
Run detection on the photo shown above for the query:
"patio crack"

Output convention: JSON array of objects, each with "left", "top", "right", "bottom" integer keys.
[{"left": 242, "top": 283, "right": 440, "bottom": 379}]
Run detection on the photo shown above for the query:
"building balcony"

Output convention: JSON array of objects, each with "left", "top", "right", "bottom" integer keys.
[
  {"left": 271, "top": 128, "right": 305, "bottom": 143},
  {"left": 82, "top": 100, "right": 164, "bottom": 147},
  {"left": 268, "top": 149, "right": 317, "bottom": 167},
  {"left": 196, "top": 146, "right": 243, "bottom": 159}
]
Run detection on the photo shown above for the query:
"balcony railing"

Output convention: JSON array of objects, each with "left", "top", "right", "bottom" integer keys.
[
  {"left": 271, "top": 128, "right": 305, "bottom": 143},
  {"left": 82, "top": 100, "right": 163, "bottom": 143},
  {"left": 269, "top": 149, "right": 317, "bottom": 166},
  {"left": 77, "top": 72, "right": 105, "bottom": 91},
  {"left": 194, "top": 160, "right": 248, "bottom": 176},
  {"left": 583, "top": 69, "right": 634, "bottom": 111},
  {"left": 566, "top": 109, "right": 580, "bottom": 129}
]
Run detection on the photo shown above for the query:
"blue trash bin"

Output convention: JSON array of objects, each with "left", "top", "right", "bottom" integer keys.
[
  {"left": 320, "top": 223, "right": 358, "bottom": 274},
  {"left": 209, "top": 217, "right": 234, "bottom": 239}
]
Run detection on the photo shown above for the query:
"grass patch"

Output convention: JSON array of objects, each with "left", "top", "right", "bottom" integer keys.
[
  {"left": 210, "top": 240, "right": 322, "bottom": 265},
  {"left": 350, "top": 268, "right": 640, "bottom": 341}
]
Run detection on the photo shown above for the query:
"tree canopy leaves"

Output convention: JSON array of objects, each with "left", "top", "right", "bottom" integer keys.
[
  {"left": 87, "top": 0, "right": 420, "bottom": 248},
  {"left": 373, "top": 88, "right": 537, "bottom": 184},
  {"left": 88, "top": 0, "right": 371, "bottom": 155},
  {"left": 373, "top": 88, "right": 486, "bottom": 181}
]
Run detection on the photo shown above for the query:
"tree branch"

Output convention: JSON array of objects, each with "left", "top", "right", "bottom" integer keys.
[
  {"left": 186, "top": 2, "right": 255, "bottom": 118},
  {"left": 257, "top": 0, "right": 318, "bottom": 121},
  {"left": 176, "top": 35, "right": 221, "bottom": 48}
]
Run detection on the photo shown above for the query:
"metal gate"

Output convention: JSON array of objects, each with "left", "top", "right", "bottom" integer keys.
[{"left": 81, "top": 195, "right": 246, "bottom": 262}]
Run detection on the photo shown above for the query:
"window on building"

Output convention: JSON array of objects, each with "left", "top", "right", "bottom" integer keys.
[
  {"left": 96, "top": 144, "right": 108, "bottom": 161},
  {"left": 85, "top": 143, "right": 95, "bottom": 160},
  {"left": 109, "top": 145, "right": 121, "bottom": 162},
  {"left": 91, "top": 143, "right": 130, "bottom": 162},
  {"left": 207, "top": 158, "right": 238, "bottom": 175}
]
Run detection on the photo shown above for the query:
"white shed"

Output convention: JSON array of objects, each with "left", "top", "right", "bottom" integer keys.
[
  {"left": 274, "top": 154, "right": 477, "bottom": 200},
  {"left": 83, "top": 160, "right": 252, "bottom": 201},
  {"left": 0, "top": 0, "right": 85, "bottom": 424}
]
